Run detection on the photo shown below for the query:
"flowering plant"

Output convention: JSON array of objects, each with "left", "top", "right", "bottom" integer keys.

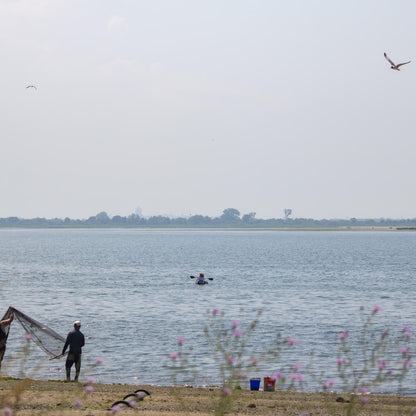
[
  {"left": 335, "top": 306, "right": 412, "bottom": 394},
  {"left": 307, "top": 306, "right": 413, "bottom": 416}
]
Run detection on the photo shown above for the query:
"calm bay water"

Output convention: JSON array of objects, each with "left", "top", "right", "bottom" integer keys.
[{"left": 0, "top": 229, "right": 415, "bottom": 393}]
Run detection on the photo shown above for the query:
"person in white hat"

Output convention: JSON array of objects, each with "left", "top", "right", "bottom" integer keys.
[{"left": 62, "top": 320, "right": 85, "bottom": 382}]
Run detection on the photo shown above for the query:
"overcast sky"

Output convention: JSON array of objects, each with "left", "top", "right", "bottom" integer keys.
[{"left": 1, "top": 1, "right": 415, "bottom": 220}]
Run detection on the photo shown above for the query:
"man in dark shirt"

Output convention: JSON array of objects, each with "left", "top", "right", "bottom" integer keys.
[
  {"left": 62, "top": 320, "right": 85, "bottom": 382},
  {"left": 0, "top": 311, "right": 13, "bottom": 370}
]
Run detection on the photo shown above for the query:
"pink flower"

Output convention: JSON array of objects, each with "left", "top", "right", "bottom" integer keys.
[
  {"left": 381, "top": 330, "right": 389, "bottom": 339},
  {"left": 270, "top": 373, "right": 278, "bottom": 382},
  {"left": 378, "top": 360, "right": 388, "bottom": 370},
  {"left": 373, "top": 305, "right": 381, "bottom": 313},
  {"left": 227, "top": 356, "right": 236, "bottom": 364},
  {"left": 234, "top": 330, "right": 244, "bottom": 338},
  {"left": 111, "top": 405, "right": 121, "bottom": 414},
  {"left": 291, "top": 373, "right": 304, "bottom": 382},
  {"left": 403, "top": 360, "right": 412, "bottom": 369},
  {"left": 222, "top": 387, "right": 231, "bottom": 395},
  {"left": 361, "top": 397, "right": 369, "bottom": 404},
  {"left": 403, "top": 325, "right": 411, "bottom": 332},
  {"left": 24, "top": 333, "right": 32, "bottom": 341},
  {"left": 212, "top": 308, "right": 219, "bottom": 316},
  {"left": 169, "top": 352, "right": 180, "bottom": 360},
  {"left": 85, "top": 385, "right": 94, "bottom": 394},
  {"left": 400, "top": 347, "right": 410, "bottom": 356},
  {"left": 231, "top": 320, "right": 240, "bottom": 328},
  {"left": 2, "top": 408, "right": 13, "bottom": 416},
  {"left": 87, "top": 376, "right": 95, "bottom": 384},
  {"left": 359, "top": 387, "right": 368, "bottom": 393},
  {"left": 177, "top": 337, "right": 185, "bottom": 345},
  {"left": 248, "top": 358, "right": 258, "bottom": 366},
  {"left": 339, "top": 331, "right": 349, "bottom": 341},
  {"left": 73, "top": 400, "right": 83, "bottom": 408},
  {"left": 293, "top": 363, "right": 302, "bottom": 371},
  {"left": 285, "top": 338, "right": 297, "bottom": 346},
  {"left": 95, "top": 357, "right": 103, "bottom": 364},
  {"left": 323, "top": 379, "right": 335, "bottom": 390},
  {"left": 337, "top": 358, "right": 345, "bottom": 366}
]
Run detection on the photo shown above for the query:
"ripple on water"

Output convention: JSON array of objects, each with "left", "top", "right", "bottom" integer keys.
[{"left": 0, "top": 229, "right": 415, "bottom": 393}]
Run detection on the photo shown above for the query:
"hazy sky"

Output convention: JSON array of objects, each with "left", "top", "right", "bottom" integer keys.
[{"left": 1, "top": 1, "right": 415, "bottom": 220}]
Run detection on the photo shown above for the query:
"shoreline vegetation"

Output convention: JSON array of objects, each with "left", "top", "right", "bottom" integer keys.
[
  {"left": 0, "top": 379, "right": 416, "bottom": 416},
  {"left": 1, "top": 208, "right": 416, "bottom": 230}
]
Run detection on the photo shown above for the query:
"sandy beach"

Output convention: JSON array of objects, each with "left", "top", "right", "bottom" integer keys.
[{"left": 0, "top": 379, "right": 415, "bottom": 415}]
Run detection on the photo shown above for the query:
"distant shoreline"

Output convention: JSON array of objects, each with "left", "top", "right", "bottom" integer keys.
[
  {"left": 0, "top": 226, "right": 415, "bottom": 231},
  {"left": 2, "top": 210, "right": 416, "bottom": 230}
]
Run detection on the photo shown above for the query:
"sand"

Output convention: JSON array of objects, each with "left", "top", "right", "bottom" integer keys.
[{"left": 0, "top": 378, "right": 415, "bottom": 415}]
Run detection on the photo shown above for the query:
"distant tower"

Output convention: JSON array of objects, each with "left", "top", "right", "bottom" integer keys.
[
  {"left": 284, "top": 208, "right": 292, "bottom": 219},
  {"left": 135, "top": 206, "right": 143, "bottom": 217}
]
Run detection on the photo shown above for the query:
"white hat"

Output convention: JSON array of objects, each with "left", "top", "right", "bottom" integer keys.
[{"left": 74, "top": 320, "right": 81, "bottom": 327}]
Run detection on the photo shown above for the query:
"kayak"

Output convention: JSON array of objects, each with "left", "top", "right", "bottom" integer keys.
[{"left": 190, "top": 275, "right": 212, "bottom": 284}]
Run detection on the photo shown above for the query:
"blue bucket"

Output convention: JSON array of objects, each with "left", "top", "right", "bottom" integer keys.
[{"left": 250, "top": 378, "right": 261, "bottom": 390}]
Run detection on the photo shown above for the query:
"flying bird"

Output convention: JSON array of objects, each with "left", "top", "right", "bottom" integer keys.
[
  {"left": 384, "top": 52, "right": 411, "bottom": 71},
  {"left": 26, "top": 85, "right": 37, "bottom": 90}
]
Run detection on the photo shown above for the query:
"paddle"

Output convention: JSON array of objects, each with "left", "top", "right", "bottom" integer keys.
[{"left": 190, "top": 275, "right": 214, "bottom": 281}]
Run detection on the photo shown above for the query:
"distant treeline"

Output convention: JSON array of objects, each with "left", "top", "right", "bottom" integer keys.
[{"left": 1, "top": 208, "right": 416, "bottom": 229}]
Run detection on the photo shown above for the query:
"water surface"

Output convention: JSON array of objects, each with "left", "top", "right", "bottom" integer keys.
[{"left": 0, "top": 229, "right": 414, "bottom": 393}]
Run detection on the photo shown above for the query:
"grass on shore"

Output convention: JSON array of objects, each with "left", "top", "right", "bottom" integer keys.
[{"left": 0, "top": 379, "right": 416, "bottom": 415}]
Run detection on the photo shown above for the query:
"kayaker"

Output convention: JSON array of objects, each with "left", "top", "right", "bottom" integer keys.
[{"left": 196, "top": 273, "right": 206, "bottom": 284}]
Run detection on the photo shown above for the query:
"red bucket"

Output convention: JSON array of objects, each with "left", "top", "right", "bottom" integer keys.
[{"left": 263, "top": 377, "right": 276, "bottom": 391}]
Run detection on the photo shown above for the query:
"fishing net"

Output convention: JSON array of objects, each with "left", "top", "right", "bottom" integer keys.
[{"left": 10, "top": 307, "right": 65, "bottom": 359}]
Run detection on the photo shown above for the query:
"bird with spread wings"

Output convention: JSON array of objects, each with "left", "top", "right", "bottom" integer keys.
[
  {"left": 26, "top": 85, "right": 37, "bottom": 90},
  {"left": 384, "top": 52, "right": 411, "bottom": 71}
]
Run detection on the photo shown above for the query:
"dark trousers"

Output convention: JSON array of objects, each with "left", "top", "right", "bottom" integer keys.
[
  {"left": 65, "top": 353, "right": 81, "bottom": 381},
  {"left": 0, "top": 346, "right": 5, "bottom": 370}
]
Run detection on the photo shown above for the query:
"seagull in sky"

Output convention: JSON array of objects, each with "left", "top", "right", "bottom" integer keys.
[
  {"left": 384, "top": 52, "right": 411, "bottom": 71},
  {"left": 26, "top": 85, "right": 37, "bottom": 90}
]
